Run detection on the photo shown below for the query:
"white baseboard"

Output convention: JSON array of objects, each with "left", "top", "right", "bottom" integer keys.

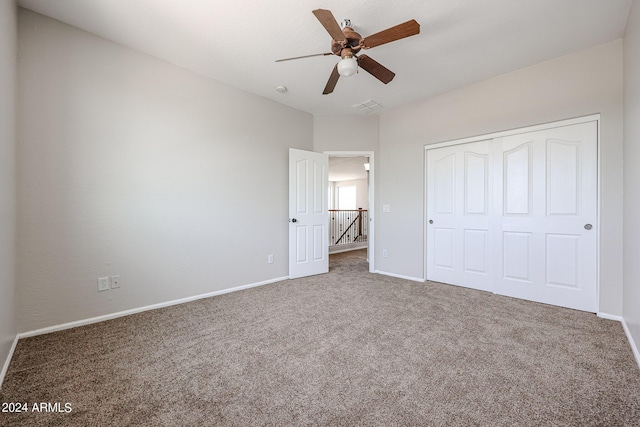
[
  {"left": 622, "top": 318, "right": 640, "bottom": 370},
  {"left": 12, "top": 272, "right": 640, "bottom": 378},
  {"left": 329, "top": 245, "right": 367, "bottom": 255},
  {"left": 375, "top": 270, "right": 425, "bottom": 283},
  {"left": 0, "top": 334, "right": 19, "bottom": 390},
  {"left": 20, "top": 276, "right": 289, "bottom": 339},
  {"left": 597, "top": 313, "right": 640, "bottom": 370},
  {"left": 597, "top": 312, "right": 623, "bottom": 322}
]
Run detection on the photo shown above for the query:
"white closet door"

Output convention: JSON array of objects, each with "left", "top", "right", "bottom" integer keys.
[
  {"left": 427, "top": 140, "right": 492, "bottom": 292},
  {"left": 492, "top": 121, "right": 597, "bottom": 312},
  {"left": 426, "top": 120, "right": 598, "bottom": 312}
]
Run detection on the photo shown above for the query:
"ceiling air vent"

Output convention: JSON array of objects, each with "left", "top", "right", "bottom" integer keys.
[{"left": 352, "top": 99, "right": 383, "bottom": 114}]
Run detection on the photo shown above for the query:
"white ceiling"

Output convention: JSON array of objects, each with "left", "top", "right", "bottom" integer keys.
[
  {"left": 329, "top": 157, "right": 369, "bottom": 182},
  {"left": 18, "top": 0, "right": 632, "bottom": 116}
]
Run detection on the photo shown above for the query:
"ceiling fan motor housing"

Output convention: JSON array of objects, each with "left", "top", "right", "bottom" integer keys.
[{"left": 331, "top": 26, "right": 363, "bottom": 56}]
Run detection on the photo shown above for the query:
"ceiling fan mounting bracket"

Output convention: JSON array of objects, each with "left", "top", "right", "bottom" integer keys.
[{"left": 340, "top": 19, "right": 352, "bottom": 30}]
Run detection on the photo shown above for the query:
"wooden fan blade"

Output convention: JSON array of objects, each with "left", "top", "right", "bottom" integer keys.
[
  {"left": 312, "top": 9, "right": 346, "bottom": 41},
  {"left": 357, "top": 55, "right": 395, "bottom": 84},
  {"left": 323, "top": 64, "right": 340, "bottom": 95},
  {"left": 276, "top": 53, "right": 333, "bottom": 62},
  {"left": 361, "top": 19, "right": 420, "bottom": 49}
]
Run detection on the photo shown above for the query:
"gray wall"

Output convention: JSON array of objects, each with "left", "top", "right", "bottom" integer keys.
[
  {"left": 624, "top": 0, "right": 640, "bottom": 352},
  {"left": 376, "top": 41, "right": 624, "bottom": 315},
  {"left": 17, "top": 10, "right": 313, "bottom": 332},
  {"left": 313, "top": 115, "right": 379, "bottom": 153},
  {"left": 0, "top": 0, "right": 17, "bottom": 381}
]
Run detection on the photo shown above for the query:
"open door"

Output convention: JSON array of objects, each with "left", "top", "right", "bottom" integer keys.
[{"left": 289, "top": 148, "right": 329, "bottom": 279}]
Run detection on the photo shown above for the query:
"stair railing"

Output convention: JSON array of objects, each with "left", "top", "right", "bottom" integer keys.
[{"left": 329, "top": 209, "right": 368, "bottom": 246}]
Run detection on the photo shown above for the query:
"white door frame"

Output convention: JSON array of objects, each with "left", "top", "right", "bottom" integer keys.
[
  {"left": 325, "top": 151, "right": 375, "bottom": 273},
  {"left": 423, "top": 114, "right": 601, "bottom": 312}
]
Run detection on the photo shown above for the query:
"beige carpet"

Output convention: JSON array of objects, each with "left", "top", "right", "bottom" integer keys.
[{"left": 1, "top": 249, "right": 639, "bottom": 426}]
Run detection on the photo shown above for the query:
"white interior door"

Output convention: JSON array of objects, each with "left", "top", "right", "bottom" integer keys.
[
  {"left": 492, "top": 121, "right": 598, "bottom": 312},
  {"left": 289, "top": 148, "right": 329, "bottom": 279},
  {"left": 427, "top": 140, "right": 492, "bottom": 292},
  {"left": 426, "top": 120, "right": 598, "bottom": 312}
]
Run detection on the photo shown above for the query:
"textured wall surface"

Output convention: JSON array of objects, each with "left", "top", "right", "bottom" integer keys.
[
  {"left": 17, "top": 10, "right": 313, "bottom": 332},
  {"left": 377, "top": 41, "right": 624, "bottom": 314},
  {"left": 0, "top": 0, "right": 17, "bottom": 383},
  {"left": 624, "top": 0, "right": 640, "bottom": 355}
]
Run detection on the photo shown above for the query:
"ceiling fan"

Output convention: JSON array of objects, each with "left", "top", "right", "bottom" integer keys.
[{"left": 276, "top": 9, "right": 420, "bottom": 95}]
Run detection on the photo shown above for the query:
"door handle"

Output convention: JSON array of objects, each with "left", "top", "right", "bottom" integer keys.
[
  {"left": 290, "top": 218, "right": 298, "bottom": 223},
  {"left": 429, "top": 219, "right": 433, "bottom": 224},
  {"left": 584, "top": 223, "right": 592, "bottom": 230}
]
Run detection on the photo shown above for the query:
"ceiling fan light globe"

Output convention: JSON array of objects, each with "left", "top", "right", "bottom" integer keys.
[{"left": 337, "top": 56, "right": 358, "bottom": 77}]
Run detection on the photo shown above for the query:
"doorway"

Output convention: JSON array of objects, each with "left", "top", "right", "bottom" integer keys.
[
  {"left": 288, "top": 149, "right": 375, "bottom": 279},
  {"left": 326, "top": 151, "right": 375, "bottom": 273}
]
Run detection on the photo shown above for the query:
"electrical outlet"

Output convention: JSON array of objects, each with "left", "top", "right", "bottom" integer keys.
[
  {"left": 268, "top": 254, "right": 274, "bottom": 264},
  {"left": 383, "top": 250, "right": 388, "bottom": 258},
  {"left": 111, "top": 275, "right": 120, "bottom": 289},
  {"left": 97, "top": 277, "right": 109, "bottom": 292}
]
